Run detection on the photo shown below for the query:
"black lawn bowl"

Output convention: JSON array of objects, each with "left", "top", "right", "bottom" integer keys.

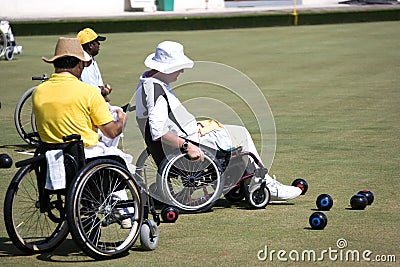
[
  {"left": 357, "top": 190, "right": 374, "bottom": 205},
  {"left": 161, "top": 206, "right": 179, "bottom": 223},
  {"left": 350, "top": 194, "right": 368, "bottom": 210},
  {"left": 309, "top": 212, "right": 328, "bottom": 230},
  {"left": 0, "top": 153, "right": 12, "bottom": 168},
  {"left": 292, "top": 178, "right": 308, "bottom": 195},
  {"left": 316, "top": 194, "right": 333, "bottom": 211}
]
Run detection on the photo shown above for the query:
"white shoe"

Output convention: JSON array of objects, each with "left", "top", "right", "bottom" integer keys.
[
  {"left": 265, "top": 175, "right": 302, "bottom": 201},
  {"left": 121, "top": 218, "right": 132, "bottom": 229},
  {"left": 111, "top": 191, "right": 134, "bottom": 229}
]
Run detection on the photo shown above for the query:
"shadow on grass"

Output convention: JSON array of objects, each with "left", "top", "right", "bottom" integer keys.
[
  {"left": 0, "top": 237, "right": 95, "bottom": 262},
  {"left": 213, "top": 198, "right": 295, "bottom": 210},
  {"left": 0, "top": 237, "right": 28, "bottom": 257},
  {"left": 303, "top": 227, "right": 324, "bottom": 231},
  {"left": 0, "top": 144, "right": 36, "bottom": 152}
]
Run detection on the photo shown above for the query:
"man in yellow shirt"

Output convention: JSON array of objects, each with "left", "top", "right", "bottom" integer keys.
[
  {"left": 33, "top": 37, "right": 132, "bottom": 229},
  {"left": 33, "top": 37, "right": 126, "bottom": 154}
]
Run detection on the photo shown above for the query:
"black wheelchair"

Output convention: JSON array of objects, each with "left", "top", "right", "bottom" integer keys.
[{"left": 3, "top": 134, "right": 159, "bottom": 260}]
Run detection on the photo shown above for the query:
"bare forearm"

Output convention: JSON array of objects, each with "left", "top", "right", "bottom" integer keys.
[
  {"left": 160, "top": 131, "right": 185, "bottom": 148},
  {"left": 159, "top": 131, "right": 204, "bottom": 161},
  {"left": 98, "top": 109, "right": 126, "bottom": 139}
]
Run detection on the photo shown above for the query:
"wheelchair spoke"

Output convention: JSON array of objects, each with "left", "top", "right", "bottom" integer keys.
[{"left": 162, "top": 153, "right": 223, "bottom": 211}]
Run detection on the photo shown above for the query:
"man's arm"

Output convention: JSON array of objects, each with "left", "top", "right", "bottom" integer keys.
[
  {"left": 97, "top": 109, "right": 126, "bottom": 139},
  {"left": 159, "top": 131, "right": 204, "bottom": 161}
]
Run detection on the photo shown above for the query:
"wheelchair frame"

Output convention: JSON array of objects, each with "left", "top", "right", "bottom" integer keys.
[
  {"left": 135, "top": 142, "right": 274, "bottom": 212},
  {"left": 4, "top": 134, "right": 159, "bottom": 260}
]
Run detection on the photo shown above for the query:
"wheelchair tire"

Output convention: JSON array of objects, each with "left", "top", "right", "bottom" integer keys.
[
  {"left": 14, "top": 86, "right": 39, "bottom": 146},
  {"left": 4, "top": 164, "right": 69, "bottom": 254},
  {"left": 66, "top": 158, "right": 143, "bottom": 260},
  {"left": 140, "top": 219, "right": 159, "bottom": 251},
  {"left": 5, "top": 46, "right": 14, "bottom": 60},
  {"left": 158, "top": 152, "right": 224, "bottom": 213},
  {"left": 245, "top": 182, "right": 271, "bottom": 209}
]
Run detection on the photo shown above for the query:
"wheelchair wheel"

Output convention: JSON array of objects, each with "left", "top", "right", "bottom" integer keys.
[
  {"left": 14, "top": 86, "right": 39, "bottom": 146},
  {"left": 5, "top": 46, "right": 14, "bottom": 60},
  {"left": 224, "top": 181, "right": 246, "bottom": 203},
  {"left": 4, "top": 164, "right": 69, "bottom": 254},
  {"left": 67, "top": 158, "right": 143, "bottom": 260},
  {"left": 159, "top": 153, "right": 223, "bottom": 213},
  {"left": 245, "top": 182, "right": 271, "bottom": 209},
  {"left": 140, "top": 219, "right": 159, "bottom": 251}
]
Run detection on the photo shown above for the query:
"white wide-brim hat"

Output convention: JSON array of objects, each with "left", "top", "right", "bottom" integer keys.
[{"left": 144, "top": 41, "right": 194, "bottom": 74}]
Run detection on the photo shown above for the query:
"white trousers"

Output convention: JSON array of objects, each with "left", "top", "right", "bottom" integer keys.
[{"left": 198, "top": 124, "right": 262, "bottom": 165}]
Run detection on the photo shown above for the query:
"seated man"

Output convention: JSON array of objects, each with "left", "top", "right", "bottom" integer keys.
[
  {"left": 33, "top": 37, "right": 132, "bottom": 228},
  {"left": 77, "top": 28, "right": 122, "bottom": 148},
  {"left": 135, "top": 40, "right": 302, "bottom": 201},
  {"left": 77, "top": 28, "right": 111, "bottom": 101}
]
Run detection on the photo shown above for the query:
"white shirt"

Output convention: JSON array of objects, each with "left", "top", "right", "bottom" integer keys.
[
  {"left": 81, "top": 57, "right": 104, "bottom": 89},
  {"left": 135, "top": 73, "right": 198, "bottom": 141}
]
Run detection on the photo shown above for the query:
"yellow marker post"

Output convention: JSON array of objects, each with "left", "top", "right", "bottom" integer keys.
[{"left": 292, "top": 0, "right": 298, "bottom": 26}]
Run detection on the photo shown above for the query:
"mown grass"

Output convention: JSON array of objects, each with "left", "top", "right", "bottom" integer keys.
[{"left": 0, "top": 21, "right": 399, "bottom": 266}]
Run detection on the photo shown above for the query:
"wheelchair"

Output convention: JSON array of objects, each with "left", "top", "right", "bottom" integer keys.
[
  {"left": 132, "top": 116, "right": 308, "bottom": 213},
  {"left": 3, "top": 134, "right": 159, "bottom": 260},
  {"left": 0, "top": 20, "right": 22, "bottom": 61},
  {"left": 135, "top": 144, "right": 288, "bottom": 212}
]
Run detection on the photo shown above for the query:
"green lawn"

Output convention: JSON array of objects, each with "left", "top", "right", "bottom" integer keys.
[{"left": 0, "top": 21, "right": 399, "bottom": 266}]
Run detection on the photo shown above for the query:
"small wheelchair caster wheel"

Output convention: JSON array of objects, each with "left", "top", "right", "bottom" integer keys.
[
  {"left": 309, "top": 212, "right": 327, "bottom": 230},
  {"left": 316, "top": 194, "right": 333, "bottom": 211},
  {"left": 357, "top": 190, "right": 374, "bottom": 205},
  {"left": 350, "top": 194, "right": 368, "bottom": 210},
  {"left": 140, "top": 219, "right": 159, "bottom": 251},
  {"left": 245, "top": 181, "right": 270, "bottom": 209},
  {"left": 5, "top": 47, "right": 14, "bottom": 61},
  {"left": 0, "top": 153, "right": 13, "bottom": 168},
  {"left": 161, "top": 206, "right": 179, "bottom": 223},
  {"left": 292, "top": 178, "right": 308, "bottom": 195}
]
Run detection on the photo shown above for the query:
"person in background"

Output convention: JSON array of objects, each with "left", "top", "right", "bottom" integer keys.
[
  {"left": 77, "top": 27, "right": 112, "bottom": 101},
  {"left": 77, "top": 28, "right": 123, "bottom": 148}
]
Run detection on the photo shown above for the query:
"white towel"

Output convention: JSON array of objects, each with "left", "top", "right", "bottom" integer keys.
[{"left": 45, "top": 150, "right": 66, "bottom": 190}]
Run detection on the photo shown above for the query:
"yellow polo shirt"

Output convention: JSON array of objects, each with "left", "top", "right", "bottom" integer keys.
[{"left": 33, "top": 73, "right": 113, "bottom": 147}]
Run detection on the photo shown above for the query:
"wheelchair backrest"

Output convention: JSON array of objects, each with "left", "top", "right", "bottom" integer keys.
[{"left": 35, "top": 140, "right": 86, "bottom": 189}]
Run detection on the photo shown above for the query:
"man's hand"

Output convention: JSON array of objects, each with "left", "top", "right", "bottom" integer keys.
[
  {"left": 100, "top": 84, "right": 112, "bottom": 102},
  {"left": 98, "top": 109, "right": 126, "bottom": 139},
  {"left": 115, "top": 108, "right": 127, "bottom": 126},
  {"left": 186, "top": 142, "right": 204, "bottom": 161},
  {"left": 159, "top": 132, "right": 204, "bottom": 161}
]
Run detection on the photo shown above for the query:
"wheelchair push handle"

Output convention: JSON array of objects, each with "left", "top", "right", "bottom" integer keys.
[
  {"left": 24, "top": 132, "right": 40, "bottom": 140},
  {"left": 32, "top": 74, "right": 49, "bottom": 81}
]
